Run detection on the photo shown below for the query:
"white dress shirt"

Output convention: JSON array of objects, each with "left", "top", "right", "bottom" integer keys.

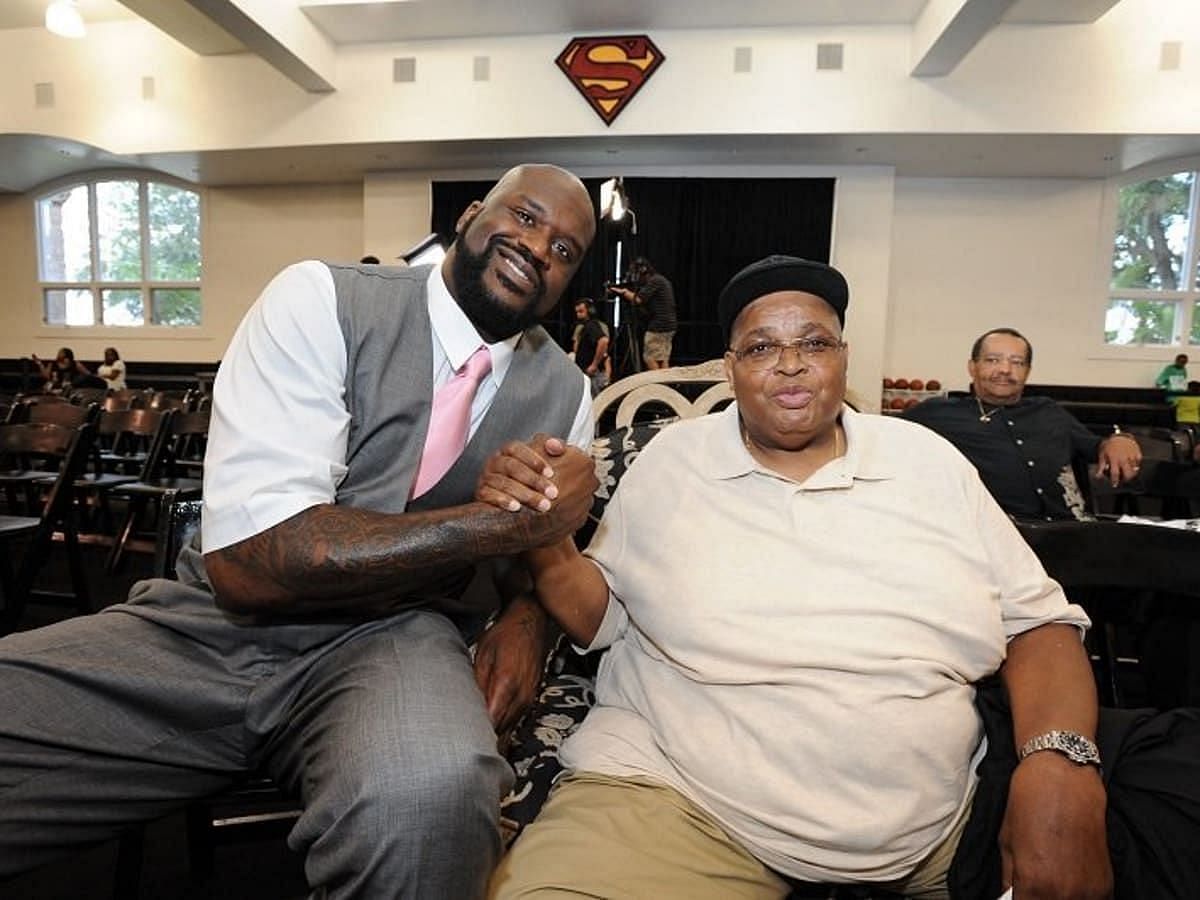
[{"left": 202, "top": 260, "right": 591, "bottom": 552}]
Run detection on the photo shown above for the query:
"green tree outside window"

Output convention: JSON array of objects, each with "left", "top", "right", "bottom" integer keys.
[{"left": 36, "top": 176, "right": 201, "bottom": 327}]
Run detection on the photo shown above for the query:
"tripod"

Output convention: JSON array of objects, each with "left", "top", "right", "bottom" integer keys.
[
  {"left": 609, "top": 297, "right": 642, "bottom": 378},
  {"left": 604, "top": 234, "right": 642, "bottom": 377}
]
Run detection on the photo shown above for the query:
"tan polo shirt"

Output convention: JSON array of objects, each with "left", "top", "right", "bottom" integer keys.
[{"left": 563, "top": 404, "right": 1089, "bottom": 883}]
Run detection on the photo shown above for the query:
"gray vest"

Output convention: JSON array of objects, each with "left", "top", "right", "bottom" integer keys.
[
  {"left": 327, "top": 262, "right": 582, "bottom": 513},
  {"left": 153, "top": 263, "right": 582, "bottom": 616}
]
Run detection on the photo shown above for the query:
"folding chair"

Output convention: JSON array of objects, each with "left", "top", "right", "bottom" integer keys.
[
  {"left": 1016, "top": 517, "right": 1200, "bottom": 707},
  {"left": 0, "top": 421, "right": 97, "bottom": 630},
  {"left": 145, "top": 389, "right": 196, "bottom": 413},
  {"left": 63, "top": 408, "right": 169, "bottom": 536},
  {"left": 102, "top": 388, "right": 150, "bottom": 412},
  {"left": 0, "top": 401, "right": 98, "bottom": 516},
  {"left": 106, "top": 409, "right": 209, "bottom": 572},
  {"left": 8, "top": 396, "right": 98, "bottom": 428}
]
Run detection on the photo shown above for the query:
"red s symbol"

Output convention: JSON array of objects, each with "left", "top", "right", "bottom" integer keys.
[{"left": 556, "top": 36, "right": 666, "bottom": 125}]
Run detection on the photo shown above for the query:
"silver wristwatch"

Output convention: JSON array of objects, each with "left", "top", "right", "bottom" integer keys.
[{"left": 1018, "top": 730, "right": 1101, "bottom": 767}]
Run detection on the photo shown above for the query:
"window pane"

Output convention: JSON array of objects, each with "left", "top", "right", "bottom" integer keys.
[
  {"left": 1110, "top": 172, "right": 1194, "bottom": 290},
  {"left": 44, "top": 288, "right": 95, "bottom": 325},
  {"left": 1191, "top": 300, "right": 1200, "bottom": 346},
  {"left": 151, "top": 288, "right": 201, "bottom": 326},
  {"left": 37, "top": 185, "right": 91, "bottom": 281},
  {"left": 1104, "top": 298, "right": 1179, "bottom": 345},
  {"left": 96, "top": 180, "right": 141, "bottom": 282},
  {"left": 102, "top": 289, "right": 144, "bottom": 326},
  {"left": 148, "top": 183, "right": 201, "bottom": 281}
]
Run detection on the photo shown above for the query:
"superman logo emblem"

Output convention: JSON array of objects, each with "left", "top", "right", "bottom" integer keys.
[{"left": 556, "top": 35, "right": 666, "bottom": 126}]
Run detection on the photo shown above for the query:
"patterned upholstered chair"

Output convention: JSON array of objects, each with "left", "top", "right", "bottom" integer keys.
[{"left": 115, "top": 362, "right": 739, "bottom": 884}]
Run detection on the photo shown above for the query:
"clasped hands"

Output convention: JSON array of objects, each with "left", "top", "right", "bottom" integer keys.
[
  {"left": 470, "top": 436, "right": 595, "bottom": 735},
  {"left": 476, "top": 433, "right": 598, "bottom": 538}
]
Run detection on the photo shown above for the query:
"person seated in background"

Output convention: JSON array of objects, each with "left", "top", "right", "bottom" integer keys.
[
  {"left": 1174, "top": 380, "right": 1200, "bottom": 448},
  {"left": 0, "top": 163, "right": 599, "bottom": 898},
  {"left": 902, "top": 327, "right": 1142, "bottom": 520},
  {"left": 96, "top": 346, "right": 127, "bottom": 391},
  {"left": 1155, "top": 353, "right": 1189, "bottom": 404},
  {"left": 480, "top": 255, "right": 1200, "bottom": 900},
  {"left": 30, "top": 346, "right": 103, "bottom": 394},
  {"left": 570, "top": 298, "right": 611, "bottom": 396}
]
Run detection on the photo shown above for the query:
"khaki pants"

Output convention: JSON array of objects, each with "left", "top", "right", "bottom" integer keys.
[
  {"left": 643, "top": 330, "right": 674, "bottom": 365},
  {"left": 489, "top": 772, "right": 966, "bottom": 899}
]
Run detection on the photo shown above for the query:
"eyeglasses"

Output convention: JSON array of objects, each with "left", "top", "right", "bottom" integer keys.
[
  {"left": 730, "top": 337, "right": 846, "bottom": 369},
  {"left": 975, "top": 355, "right": 1029, "bottom": 370}
]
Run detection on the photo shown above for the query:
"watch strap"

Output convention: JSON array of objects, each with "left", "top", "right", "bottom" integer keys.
[{"left": 1018, "top": 730, "right": 1101, "bottom": 766}]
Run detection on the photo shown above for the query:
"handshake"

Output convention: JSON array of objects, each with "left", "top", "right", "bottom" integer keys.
[{"left": 476, "top": 434, "right": 598, "bottom": 548}]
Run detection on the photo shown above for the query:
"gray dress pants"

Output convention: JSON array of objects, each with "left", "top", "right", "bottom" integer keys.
[{"left": 0, "top": 568, "right": 513, "bottom": 898}]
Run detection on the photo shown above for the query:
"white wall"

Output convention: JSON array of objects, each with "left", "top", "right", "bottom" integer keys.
[
  {"left": 886, "top": 174, "right": 1184, "bottom": 396},
  {"left": 0, "top": 181, "right": 362, "bottom": 364},
  {"left": 2, "top": 0, "right": 1199, "bottom": 157},
  {"left": 362, "top": 174, "right": 431, "bottom": 263}
]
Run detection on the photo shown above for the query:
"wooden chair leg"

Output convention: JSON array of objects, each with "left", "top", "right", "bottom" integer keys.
[
  {"left": 1100, "top": 621, "right": 1123, "bottom": 707},
  {"left": 107, "top": 498, "right": 144, "bottom": 573},
  {"left": 8, "top": 534, "right": 50, "bottom": 629},
  {"left": 113, "top": 824, "right": 146, "bottom": 900},
  {"left": 63, "top": 521, "right": 91, "bottom": 614},
  {"left": 0, "top": 545, "right": 17, "bottom": 632},
  {"left": 186, "top": 800, "right": 217, "bottom": 881}
]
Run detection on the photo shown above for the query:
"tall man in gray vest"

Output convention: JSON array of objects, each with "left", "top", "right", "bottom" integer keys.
[{"left": 0, "top": 164, "right": 600, "bottom": 898}]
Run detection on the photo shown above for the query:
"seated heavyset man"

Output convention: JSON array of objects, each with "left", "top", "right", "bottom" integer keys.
[
  {"left": 902, "top": 328, "right": 1142, "bottom": 520},
  {"left": 0, "top": 164, "right": 599, "bottom": 898},
  {"left": 480, "top": 256, "right": 1200, "bottom": 899}
]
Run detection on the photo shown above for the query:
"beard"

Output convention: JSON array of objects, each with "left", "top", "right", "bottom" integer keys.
[{"left": 450, "top": 234, "right": 547, "bottom": 341}]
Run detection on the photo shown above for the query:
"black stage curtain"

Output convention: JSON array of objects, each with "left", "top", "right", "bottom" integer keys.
[{"left": 431, "top": 177, "right": 834, "bottom": 375}]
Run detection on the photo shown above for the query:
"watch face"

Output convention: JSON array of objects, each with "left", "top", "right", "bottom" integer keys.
[
  {"left": 1022, "top": 730, "right": 1100, "bottom": 766},
  {"left": 1062, "top": 733, "right": 1091, "bottom": 760},
  {"left": 1057, "top": 732, "right": 1100, "bottom": 763}
]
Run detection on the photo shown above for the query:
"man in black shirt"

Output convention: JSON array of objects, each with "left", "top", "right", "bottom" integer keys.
[
  {"left": 609, "top": 258, "right": 677, "bottom": 370},
  {"left": 572, "top": 298, "right": 611, "bottom": 396},
  {"left": 903, "top": 327, "right": 1142, "bottom": 520}
]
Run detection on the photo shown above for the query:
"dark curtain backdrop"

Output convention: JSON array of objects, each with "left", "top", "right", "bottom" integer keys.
[{"left": 431, "top": 176, "right": 834, "bottom": 375}]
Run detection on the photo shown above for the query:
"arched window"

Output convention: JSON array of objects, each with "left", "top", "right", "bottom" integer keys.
[
  {"left": 1106, "top": 170, "right": 1200, "bottom": 347},
  {"left": 35, "top": 174, "right": 202, "bottom": 327}
]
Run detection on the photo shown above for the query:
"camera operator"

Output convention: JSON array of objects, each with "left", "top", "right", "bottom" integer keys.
[{"left": 607, "top": 258, "right": 677, "bottom": 370}]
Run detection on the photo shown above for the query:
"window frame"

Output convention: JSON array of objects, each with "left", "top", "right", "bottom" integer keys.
[
  {"left": 33, "top": 169, "right": 204, "bottom": 333},
  {"left": 1101, "top": 161, "right": 1200, "bottom": 356}
]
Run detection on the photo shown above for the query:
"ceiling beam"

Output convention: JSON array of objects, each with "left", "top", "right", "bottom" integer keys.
[
  {"left": 122, "top": 0, "right": 337, "bottom": 92},
  {"left": 911, "top": 0, "right": 1018, "bottom": 78},
  {"left": 1004, "top": 0, "right": 1122, "bottom": 25},
  {"left": 192, "top": 0, "right": 336, "bottom": 91},
  {"left": 119, "top": 0, "right": 245, "bottom": 55}
]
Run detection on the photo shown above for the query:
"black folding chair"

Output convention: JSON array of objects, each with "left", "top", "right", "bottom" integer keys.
[
  {"left": 62, "top": 407, "right": 169, "bottom": 536},
  {"left": 106, "top": 409, "right": 209, "bottom": 572},
  {"left": 0, "top": 421, "right": 97, "bottom": 630},
  {"left": 1016, "top": 517, "right": 1200, "bottom": 707}
]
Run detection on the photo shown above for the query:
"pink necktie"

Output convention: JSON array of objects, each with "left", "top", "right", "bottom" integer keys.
[{"left": 411, "top": 346, "right": 492, "bottom": 498}]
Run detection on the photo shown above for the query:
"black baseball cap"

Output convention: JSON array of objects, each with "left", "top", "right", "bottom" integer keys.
[{"left": 718, "top": 255, "right": 849, "bottom": 344}]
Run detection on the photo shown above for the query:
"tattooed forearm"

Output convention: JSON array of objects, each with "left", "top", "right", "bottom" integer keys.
[{"left": 205, "top": 499, "right": 582, "bottom": 617}]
